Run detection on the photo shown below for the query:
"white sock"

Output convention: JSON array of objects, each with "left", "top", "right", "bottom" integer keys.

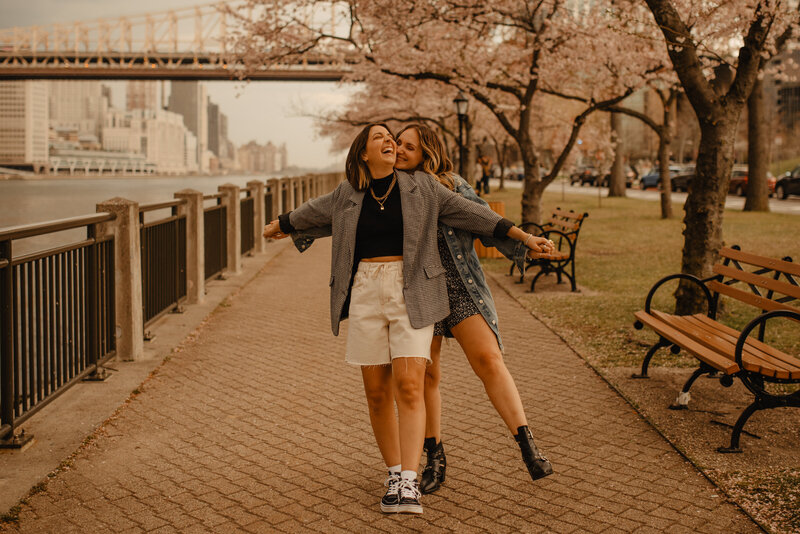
[
  {"left": 401, "top": 470, "right": 417, "bottom": 482},
  {"left": 388, "top": 464, "right": 401, "bottom": 474}
]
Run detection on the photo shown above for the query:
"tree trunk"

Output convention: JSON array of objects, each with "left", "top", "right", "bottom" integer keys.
[
  {"left": 675, "top": 118, "right": 736, "bottom": 315},
  {"left": 745, "top": 76, "right": 770, "bottom": 211},
  {"left": 520, "top": 131, "right": 543, "bottom": 224},
  {"left": 608, "top": 112, "right": 627, "bottom": 197},
  {"left": 657, "top": 129, "right": 673, "bottom": 219}
]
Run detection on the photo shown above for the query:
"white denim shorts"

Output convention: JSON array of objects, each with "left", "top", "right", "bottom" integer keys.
[{"left": 345, "top": 261, "right": 434, "bottom": 366}]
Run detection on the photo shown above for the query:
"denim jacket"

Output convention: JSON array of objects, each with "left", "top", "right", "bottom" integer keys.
[
  {"left": 289, "top": 175, "right": 525, "bottom": 350},
  {"left": 438, "top": 176, "right": 526, "bottom": 351}
]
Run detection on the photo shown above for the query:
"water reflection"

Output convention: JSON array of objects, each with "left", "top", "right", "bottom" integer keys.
[{"left": 0, "top": 173, "right": 287, "bottom": 256}]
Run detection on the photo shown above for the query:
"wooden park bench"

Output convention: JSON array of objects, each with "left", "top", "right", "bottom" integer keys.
[
  {"left": 509, "top": 208, "right": 588, "bottom": 292},
  {"left": 632, "top": 246, "right": 800, "bottom": 452}
]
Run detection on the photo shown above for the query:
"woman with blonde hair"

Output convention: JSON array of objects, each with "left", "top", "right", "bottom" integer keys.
[
  {"left": 394, "top": 123, "right": 553, "bottom": 494},
  {"left": 266, "top": 122, "right": 553, "bottom": 514}
]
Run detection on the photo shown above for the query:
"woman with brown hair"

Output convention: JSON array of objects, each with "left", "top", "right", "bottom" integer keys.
[
  {"left": 263, "top": 123, "right": 553, "bottom": 514},
  {"left": 394, "top": 123, "right": 553, "bottom": 494}
]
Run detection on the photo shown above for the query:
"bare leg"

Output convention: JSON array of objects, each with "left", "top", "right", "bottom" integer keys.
[
  {"left": 450, "top": 314, "right": 527, "bottom": 432},
  {"left": 392, "top": 357, "right": 428, "bottom": 472},
  {"left": 361, "top": 365, "right": 400, "bottom": 468},
  {"left": 424, "top": 337, "right": 443, "bottom": 442}
]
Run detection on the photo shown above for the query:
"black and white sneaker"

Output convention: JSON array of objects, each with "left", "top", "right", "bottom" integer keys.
[
  {"left": 380, "top": 472, "right": 401, "bottom": 513},
  {"left": 397, "top": 478, "right": 423, "bottom": 514}
]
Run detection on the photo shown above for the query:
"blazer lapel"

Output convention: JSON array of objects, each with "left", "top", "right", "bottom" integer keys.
[
  {"left": 398, "top": 170, "right": 421, "bottom": 280},
  {"left": 341, "top": 189, "right": 364, "bottom": 261}
]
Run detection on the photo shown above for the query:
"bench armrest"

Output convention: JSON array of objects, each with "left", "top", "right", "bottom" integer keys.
[
  {"left": 735, "top": 309, "right": 800, "bottom": 395},
  {"left": 644, "top": 273, "right": 716, "bottom": 317}
]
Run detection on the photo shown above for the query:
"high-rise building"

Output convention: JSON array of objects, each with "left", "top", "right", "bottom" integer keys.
[
  {"left": 48, "top": 81, "right": 108, "bottom": 139},
  {"left": 126, "top": 81, "right": 159, "bottom": 111},
  {"left": 207, "top": 100, "right": 220, "bottom": 156},
  {"left": 102, "top": 108, "right": 188, "bottom": 174},
  {"left": 0, "top": 81, "right": 49, "bottom": 170},
  {"left": 167, "top": 81, "right": 208, "bottom": 170}
]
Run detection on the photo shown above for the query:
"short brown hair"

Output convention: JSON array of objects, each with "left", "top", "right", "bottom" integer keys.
[
  {"left": 345, "top": 123, "right": 392, "bottom": 191},
  {"left": 396, "top": 124, "right": 456, "bottom": 191}
]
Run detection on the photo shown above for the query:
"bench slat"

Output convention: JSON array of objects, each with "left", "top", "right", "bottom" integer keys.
[
  {"left": 659, "top": 312, "right": 797, "bottom": 379},
  {"left": 552, "top": 209, "right": 587, "bottom": 221},
  {"left": 713, "top": 263, "right": 800, "bottom": 301},
  {"left": 634, "top": 311, "right": 739, "bottom": 374},
  {"left": 720, "top": 247, "right": 800, "bottom": 277},
  {"left": 651, "top": 311, "right": 784, "bottom": 378},
  {"left": 547, "top": 219, "right": 580, "bottom": 232},
  {"left": 708, "top": 281, "right": 800, "bottom": 314},
  {"left": 693, "top": 314, "right": 800, "bottom": 378}
]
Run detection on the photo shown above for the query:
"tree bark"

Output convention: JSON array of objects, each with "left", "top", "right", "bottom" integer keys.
[
  {"left": 520, "top": 128, "right": 544, "bottom": 224},
  {"left": 675, "top": 117, "right": 736, "bottom": 315},
  {"left": 745, "top": 76, "right": 770, "bottom": 211},
  {"left": 657, "top": 127, "right": 673, "bottom": 219},
  {"left": 608, "top": 112, "right": 627, "bottom": 197}
]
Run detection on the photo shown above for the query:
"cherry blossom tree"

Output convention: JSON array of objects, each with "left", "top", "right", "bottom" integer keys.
[
  {"left": 637, "top": 0, "right": 797, "bottom": 313},
  {"left": 227, "top": 0, "right": 662, "bottom": 223}
]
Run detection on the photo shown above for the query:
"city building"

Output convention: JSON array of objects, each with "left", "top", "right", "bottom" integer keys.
[
  {"left": 208, "top": 100, "right": 220, "bottom": 156},
  {"left": 102, "top": 108, "right": 189, "bottom": 174},
  {"left": 126, "top": 81, "right": 159, "bottom": 111},
  {"left": 237, "top": 140, "right": 288, "bottom": 173},
  {"left": 48, "top": 81, "right": 108, "bottom": 139},
  {"left": 0, "top": 81, "right": 49, "bottom": 171},
  {"left": 167, "top": 81, "right": 208, "bottom": 171}
]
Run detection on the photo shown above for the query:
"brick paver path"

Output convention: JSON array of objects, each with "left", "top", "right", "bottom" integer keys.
[{"left": 3, "top": 241, "right": 760, "bottom": 533}]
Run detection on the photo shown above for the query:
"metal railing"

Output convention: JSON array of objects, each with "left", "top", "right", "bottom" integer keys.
[
  {"left": 265, "top": 182, "right": 275, "bottom": 222},
  {"left": 139, "top": 200, "right": 187, "bottom": 327},
  {"left": 1, "top": 213, "right": 116, "bottom": 441},
  {"left": 203, "top": 194, "right": 227, "bottom": 281},
  {"left": 240, "top": 194, "right": 255, "bottom": 256}
]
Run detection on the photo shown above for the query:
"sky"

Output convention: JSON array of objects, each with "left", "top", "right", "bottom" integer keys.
[{"left": 1, "top": 0, "right": 358, "bottom": 170}]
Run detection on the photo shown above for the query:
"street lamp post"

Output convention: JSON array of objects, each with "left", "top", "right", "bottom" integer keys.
[{"left": 453, "top": 91, "right": 469, "bottom": 178}]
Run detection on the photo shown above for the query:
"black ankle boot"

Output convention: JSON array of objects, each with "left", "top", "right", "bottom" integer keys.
[
  {"left": 514, "top": 426, "right": 553, "bottom": 482},
  {"left": 420, "top": 437, "right": 446, "bottom": 494}
]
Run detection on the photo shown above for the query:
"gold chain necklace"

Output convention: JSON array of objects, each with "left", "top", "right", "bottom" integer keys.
[{"left": 369, "top": 174, "right": 397, "bottom": 211}]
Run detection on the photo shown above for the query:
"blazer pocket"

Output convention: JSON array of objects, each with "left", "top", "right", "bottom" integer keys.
[{"left": 424, "top": 264, "right": 446, "bottom": 279}]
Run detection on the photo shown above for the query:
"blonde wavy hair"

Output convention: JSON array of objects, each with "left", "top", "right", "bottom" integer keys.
[{"left": 396, "top": 124, "right": 456, "bottom": 191}]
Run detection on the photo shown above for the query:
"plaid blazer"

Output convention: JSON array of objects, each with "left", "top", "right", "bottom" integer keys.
[{"left": 287, "top": 170, "right": 505, "bottom": 335}]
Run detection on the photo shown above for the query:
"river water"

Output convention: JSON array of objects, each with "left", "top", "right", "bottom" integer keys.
[{"left": 0, "top": 173, "right": 289, "bottom": 256}]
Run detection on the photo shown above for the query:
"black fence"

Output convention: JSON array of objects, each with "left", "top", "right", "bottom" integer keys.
[
  {"left": 240, "top": 195, "right": 255, "bottom": 256},
  {"left": 204, "top": 194, "right": 227, "bottom": 281},
  {"left": 1, "top": 214, "right": 116, "bottom": 441},
  {"left": 140, "top": 201, "right": 187, "bottom": 327},
  {"left": 265, "top": 183, "right": 274, "bottom": 222}
]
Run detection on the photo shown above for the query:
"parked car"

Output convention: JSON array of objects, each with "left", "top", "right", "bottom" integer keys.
[
  {"left": 598, "top": 166, "right": 636, "bottom": 188},
  {"left": 671, "top": 171, "right": 694, "bottom": 192},
  {"left": 570, "top": 166, "right": 599, "bottom": 186},
  {"left": 728, "top": 166, "right": 776, "bottom": 197},
  {"left": 776, "top": 165, "right": 800, "bottom": 199},
  {"left": 639, "top": 165, "right": 689, "bottom": 190}
]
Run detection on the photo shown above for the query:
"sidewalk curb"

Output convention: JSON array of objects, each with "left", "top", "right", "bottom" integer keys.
[
  {"left": 0, "top": 239, "right": 292, "bottom": 522},
  {"left": 486, "top": 270, "right": 770, "bottom": 534}
]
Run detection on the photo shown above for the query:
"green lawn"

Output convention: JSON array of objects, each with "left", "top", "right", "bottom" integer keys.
[{"left": 481, "top": 186, "right": 800, "bottom": 368}]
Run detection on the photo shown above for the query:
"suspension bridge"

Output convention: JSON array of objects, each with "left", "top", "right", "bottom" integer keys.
[{"left": 0, "top": 1, "right": 349, "bottom": 81}]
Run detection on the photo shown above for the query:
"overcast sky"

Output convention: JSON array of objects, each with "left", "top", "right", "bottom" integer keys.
[{"left": 2, "top": 0, "right": 356, "bottom": 170}]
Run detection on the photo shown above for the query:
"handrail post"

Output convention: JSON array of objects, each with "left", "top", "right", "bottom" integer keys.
[
  {"left": 247, "top": 180, "right": 266, "bottom": 253},
  {"left": 174, "top": 189, "right": 204, "bottom": 304},
  {"left": 218, "top": 184, "right": 241, "bottom": 275},
  {"left": 96, "top": 198, "right": 143, "bottom": 361},
  {"left": 0, "top": 239, "right": 14, "bottom": 440}
]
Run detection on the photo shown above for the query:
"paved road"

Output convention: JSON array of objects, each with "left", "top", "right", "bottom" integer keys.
[
  {"left": 494, "top": 179, "right": 800, "bottom": 215},
  {"left": 3, "top": 241, "right": 760, "bottom": 533}
]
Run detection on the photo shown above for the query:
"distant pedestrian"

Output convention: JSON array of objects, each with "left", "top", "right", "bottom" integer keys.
[
  {"left": 477, "top": 154, "right": 493, "bottom": 195},
  {"left": 263, "top": 123, "right": 553, "bottom": 515}
]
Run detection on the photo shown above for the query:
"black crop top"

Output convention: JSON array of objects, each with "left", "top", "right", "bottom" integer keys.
[{"left": 353, "top": 173, "right": 403, "bottom": 263}]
